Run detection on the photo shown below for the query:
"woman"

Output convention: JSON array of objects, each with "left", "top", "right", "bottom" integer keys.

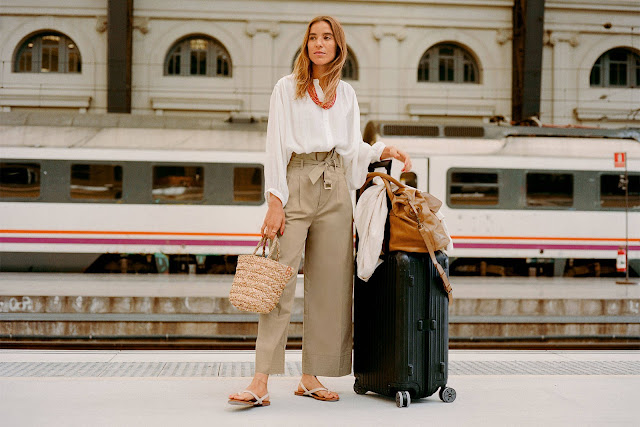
[{"left": 228, "top": 15, "right": 411, "bottom": 406}]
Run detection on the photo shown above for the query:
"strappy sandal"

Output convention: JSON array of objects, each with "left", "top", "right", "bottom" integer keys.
[
  {"left": 294, "top": 380, "right": 339, "bottom": 402},
  {"left": 228, "top": 390, "right": 270, "bottom": 407}
]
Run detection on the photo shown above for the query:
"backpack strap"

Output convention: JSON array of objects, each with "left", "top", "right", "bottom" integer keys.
[
  {"left": 418, "top": 224, "right": 453, "bottom": 303},
  {"left": 407, "top": 201, "right": 453, "bottom": 303}
]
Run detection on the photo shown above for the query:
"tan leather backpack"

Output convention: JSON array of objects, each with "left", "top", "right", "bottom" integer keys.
[{"left": 363, "top": 172, "right": 453, "bottom": 302}]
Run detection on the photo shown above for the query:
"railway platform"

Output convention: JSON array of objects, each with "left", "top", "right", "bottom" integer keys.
[
  {"left": 0, "top": 349, "right": 638, "bottom": 426},
  {"left": 1, "top": 274, "right": 639, "bottom": 348}
]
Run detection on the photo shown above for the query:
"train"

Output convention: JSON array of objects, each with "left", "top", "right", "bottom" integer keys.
[{"left": 1, "top": 113, "right": 639, "bottom": 276}]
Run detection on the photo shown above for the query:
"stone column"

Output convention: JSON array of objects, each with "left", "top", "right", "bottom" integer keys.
[
  {"left": 547, "top": 32, "right": 579, "bottom": 125},
  {"left": 373, "top": 25, "right": 406, "bottom": 120},
  {"left": 246, "top": 21, "right": 280, "bottom": 118}
]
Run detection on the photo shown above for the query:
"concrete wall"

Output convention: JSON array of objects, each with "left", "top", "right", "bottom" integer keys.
[{"left": 0, "top": 0, "right": 638, "bottom": 127}]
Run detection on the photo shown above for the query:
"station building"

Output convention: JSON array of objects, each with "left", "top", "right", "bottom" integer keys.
[{"left": 0, "top": 0, "right": 638, "bottom": 127}]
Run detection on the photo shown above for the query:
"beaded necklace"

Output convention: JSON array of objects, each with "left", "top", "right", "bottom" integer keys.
[{"left": 307, "top": 83, "right": 336, "bottom": 110}]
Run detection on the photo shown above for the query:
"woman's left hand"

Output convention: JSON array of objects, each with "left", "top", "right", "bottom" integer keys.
[{"left": 381, "top": 146, "right": 412, "bottom": 172}]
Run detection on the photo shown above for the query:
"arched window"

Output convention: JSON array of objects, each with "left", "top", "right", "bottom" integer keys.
[
  {"left": 590, "top": 48, "right": 640, "bottom": 88},
  {"left": 14, "top": 31, "right": 81, "bottom": 73},
  {"left": 164, "top": 35, "right": 232, "bottom": 77},
  {"left": 342, "top": 47, "right": 359, "bottom": 80},
  {"left": 417, "top": 43, "right": 479, "bottom": 83},
  {"left": 291, "top": 46, "right": 359, "bottom": 80}
]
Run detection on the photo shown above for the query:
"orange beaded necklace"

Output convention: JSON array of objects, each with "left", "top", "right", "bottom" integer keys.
[{"left": 307, "top": 83, "right": 336, "bottom": 110}]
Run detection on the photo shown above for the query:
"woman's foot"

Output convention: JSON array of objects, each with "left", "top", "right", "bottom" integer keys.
[
  {"left": 228, "top": 373, "right": 269, "bottom": 405},
  {"left": 295, "top": 374, "right": 339, "bottom": 401}
]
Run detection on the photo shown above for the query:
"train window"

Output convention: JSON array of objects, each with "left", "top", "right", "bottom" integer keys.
[
  {"left": 152, "top": 165, "right": 204, "bottom": 202},
  {"left": 233, "top": 167, "right": 263, "bottom": 202},
  {"left": 526, "top": 173, "right": 573, "bottom": 207},
  {"left": 70, "top": 164, "right": 123, "bottom": 200},
  {"left": 600, "top": 174, "right": 640, "bottom": 208},
  {"left": 449, "top": 172, "right": 499, "bottom": 206},
  {"left": 0, "top": 163, "right": 40, "bottom": 198},
  {"left": 400, "top": 172, "right": 418, "bottom": 188}
]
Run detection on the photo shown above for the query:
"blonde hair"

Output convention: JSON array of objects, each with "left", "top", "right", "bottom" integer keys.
[{"left": 292, "top": 16, "right": 347, "bottom": 108}]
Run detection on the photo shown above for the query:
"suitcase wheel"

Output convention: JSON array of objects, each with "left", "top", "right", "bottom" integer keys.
[
  {"left": 439, "top": 386, "right": 456, "bottom": 403},
  {"left": 395, "top": 391, "right": 411, "bottom": 408},
  {"left": 353, "top": 379, "right": 367, "bottom": 395}
]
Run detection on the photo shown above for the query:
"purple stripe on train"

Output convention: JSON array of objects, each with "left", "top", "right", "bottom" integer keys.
[
  {"left": 1, "top": 237, "right": 639, "bottom": 251},
  {"left": 455, "top": 243, "right": 640, "bottom": 251},
  {"left": 0, "top": 237, "right": 260, "bottom": 246}
]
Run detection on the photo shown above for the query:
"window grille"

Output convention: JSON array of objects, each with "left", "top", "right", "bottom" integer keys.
[
  {"left": 165, "top": 36, "right": 232, "bottom": 77},
  {"left": 14, "top": 32, "right": 81, "bottom": 73},
  {"left": 590, "top": 48, "right": 640, "bottom": 88},
  {"left": 417, "top": 43, "right": 479, "bottom": 83}
]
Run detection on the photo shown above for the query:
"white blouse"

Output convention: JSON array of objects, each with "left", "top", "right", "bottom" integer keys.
[{"left": 265, "top": 74, "right": 385, "bottom": 207}]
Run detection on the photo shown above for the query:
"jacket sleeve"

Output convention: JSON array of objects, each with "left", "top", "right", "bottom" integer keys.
[
  {"left": 264, "top": 82, "right": 290, "bottom": 207},
  {"left": 343, "top": 88, "right": 385, "bottom": 191}
]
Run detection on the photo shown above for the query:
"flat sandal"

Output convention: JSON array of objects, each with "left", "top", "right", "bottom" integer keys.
[
  {"left": 294, "top": 381, "right": 339, "bottom": 402},
  {"left": 228, "top": 390, "right": 270, "bottom": 407}
]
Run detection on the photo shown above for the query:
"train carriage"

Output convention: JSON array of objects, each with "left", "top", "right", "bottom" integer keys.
[
  {"left": 1, "top": 113, "right": 638, "bottom": 276},
  {"left": 0, "top": 116, "right": 269, "bottom": 273},
  {"left": 364, "top": 122, "right": 640, "bottom": 276}
]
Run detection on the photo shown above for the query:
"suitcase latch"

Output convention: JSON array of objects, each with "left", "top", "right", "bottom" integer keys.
[
  {"left": 408, "top": 364, "right": 414, "bottom": 376},
  {"left": 440, "top": 362, "right": 446, "bottom": 373},
  {"left": 417, "top": 320, "right": 424, "bottom": 331},
  {"left": 431, "top": 319, "right": 437, "bottom": 330},
  {"left": 408, "top": 275, "right": 414, "bottom": 287}
]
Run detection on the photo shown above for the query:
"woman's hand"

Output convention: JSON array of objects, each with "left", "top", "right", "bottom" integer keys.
[
  {"left": 261, "top": 195, "right": 286, "bottom": 240},
  {"left": 381, "top": 145, "right": 412, "bottom": 172}
]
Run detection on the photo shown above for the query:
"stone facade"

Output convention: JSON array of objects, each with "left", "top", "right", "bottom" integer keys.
[{"left": 0, "top": 0, "right": 638, "bottom": 127}]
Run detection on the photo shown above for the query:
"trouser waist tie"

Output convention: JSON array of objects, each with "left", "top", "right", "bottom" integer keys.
[
  {"left": 290, "top": 150, "right": 342, "bottom": 191},
  {"left": 308, "top": 160, "right": 338, "bottom": 189}
]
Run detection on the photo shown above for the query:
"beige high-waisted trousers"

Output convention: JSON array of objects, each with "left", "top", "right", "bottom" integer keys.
[{"left": 255, "top": 150, "right": 354, "bottom": 376}]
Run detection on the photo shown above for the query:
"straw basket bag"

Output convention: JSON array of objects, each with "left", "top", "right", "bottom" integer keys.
[{"left": 229, "top": 235, "right": 295, "bottom": 314}]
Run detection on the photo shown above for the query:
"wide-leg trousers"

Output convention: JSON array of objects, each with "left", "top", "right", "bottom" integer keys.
[{"left": 255, "top": 151, "right": 354, "bottom": 377}]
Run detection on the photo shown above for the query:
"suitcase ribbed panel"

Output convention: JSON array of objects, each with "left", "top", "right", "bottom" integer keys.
[
  {"left": 354, "top": 251, "right": 450, "bottom": 400},
  {"left": 390, "top": 253, "right": 424, "bottom": 397},
  {"left": 427, "top": 252, "right": 449, "bottom": 396},
  {"left": 354, "top": 254, "right": 394, "bottom": 396}
]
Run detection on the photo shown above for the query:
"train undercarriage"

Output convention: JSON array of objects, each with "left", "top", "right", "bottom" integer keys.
[{"left": 2, "top": 252, "right": 638, "bottom": 278}]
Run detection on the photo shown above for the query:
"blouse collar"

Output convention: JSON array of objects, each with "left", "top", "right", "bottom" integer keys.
[{"left": 312, "top": 79, "right": 325, "bottom": 102}]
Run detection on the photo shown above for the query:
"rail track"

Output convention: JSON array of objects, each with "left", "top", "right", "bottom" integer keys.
[{"left": 2, "top": 333, "right": 639, "bottom": 351}]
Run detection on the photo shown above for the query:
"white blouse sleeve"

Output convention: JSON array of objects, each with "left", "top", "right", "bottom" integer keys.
[
  {"left": 264, "top": 83, "right": 290, "bottom": 207},
  {"left": 343, "top": 88, "right": 386, "bottom": 191}
]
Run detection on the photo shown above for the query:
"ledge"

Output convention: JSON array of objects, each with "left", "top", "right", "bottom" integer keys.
[
  {"left": 574, "top": 107, "right": 640, "bottom": 122},
  {"left": 151, "top": 97, "right": 243, "bottom": 114},
  {"left": 0, "top": 94, "right": 92, "bottom": 112},
  {"left": 407, "top": 102, "right": 496, "bottom": 118}
]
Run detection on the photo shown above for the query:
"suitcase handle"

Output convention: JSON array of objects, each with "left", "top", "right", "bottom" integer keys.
[{"left": 368, "top": 160, "right": 392, "bottom": 174}]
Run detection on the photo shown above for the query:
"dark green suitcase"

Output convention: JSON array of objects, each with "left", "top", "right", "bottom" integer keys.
[{"left": 353, "top": 250, "right": 456, "bottom": 408}]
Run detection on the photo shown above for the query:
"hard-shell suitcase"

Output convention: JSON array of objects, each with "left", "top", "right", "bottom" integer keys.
[
  {"left": 353, "top": 250, "right": 456, "bottom": 407},
  {"left": 353, "top": 160, "right": 456, "bottom": 408}
]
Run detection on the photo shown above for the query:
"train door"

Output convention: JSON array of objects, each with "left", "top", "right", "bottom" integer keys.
[{"left": 390, "top": 156, "right": 428, "bottom": 192}]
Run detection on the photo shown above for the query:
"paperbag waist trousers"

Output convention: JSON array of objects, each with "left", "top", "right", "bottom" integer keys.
[{"left": 255, "top": 150, "right": 354, "bottom": 377}]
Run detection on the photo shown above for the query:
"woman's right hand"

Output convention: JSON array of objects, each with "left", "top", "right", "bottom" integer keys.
[{"left": 261, "top": 195, "right": 286, "bottom": 240}]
